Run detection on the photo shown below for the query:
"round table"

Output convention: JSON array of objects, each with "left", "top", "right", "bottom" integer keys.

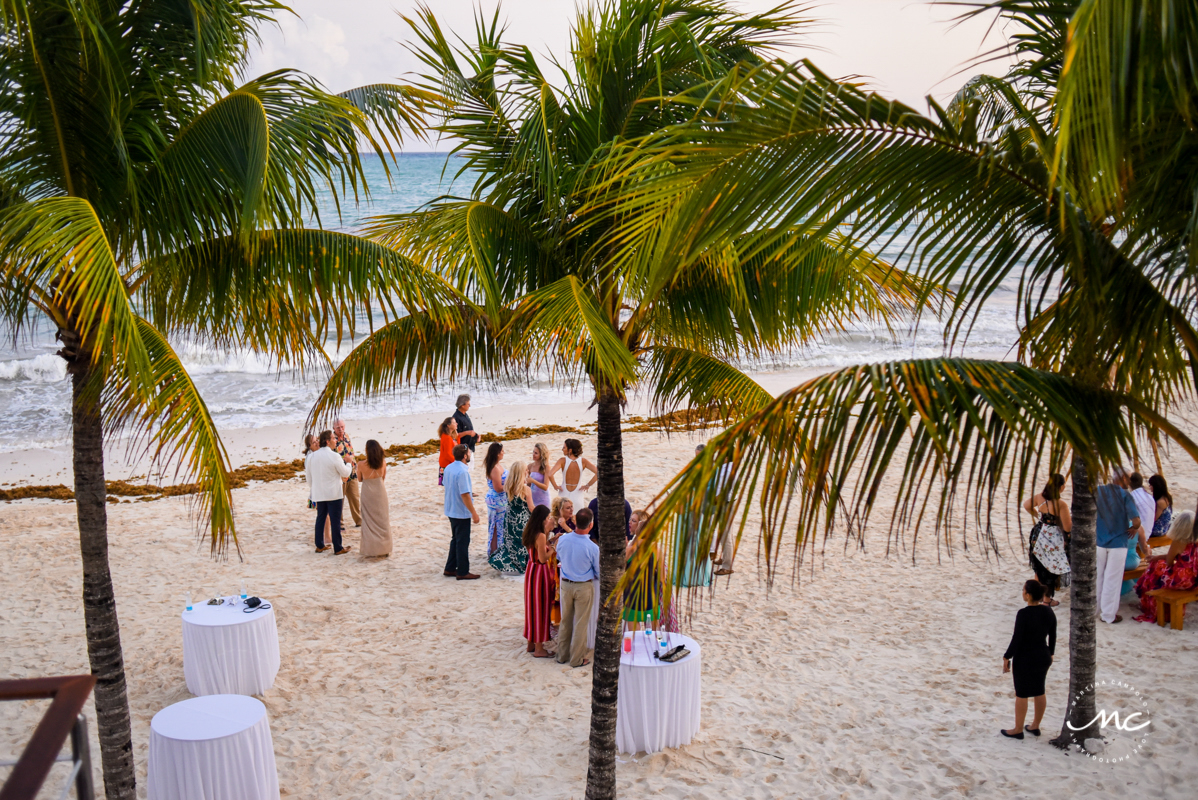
[
  {"left": 182, "top": 598, "right": 279, "bottom": 696},
  {"left": 148, "top": 694, "right": 279, "bottom": 800},
  {"left": 616, "top": 632, "right": 702, "bottom": 754}
]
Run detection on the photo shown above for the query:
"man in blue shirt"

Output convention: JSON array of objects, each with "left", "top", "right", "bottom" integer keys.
[
  {"left": 555, "top": 507, "right": 600, "bottom": 667},
  {"left": 442, "top": 444, "right": 481, "bottom": 580},
  {"left": 1094, "top": 466, "right": 1142, "bottom": 624}
]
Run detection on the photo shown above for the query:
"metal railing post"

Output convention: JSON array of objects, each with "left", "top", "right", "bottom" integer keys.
[{"left": 68, "top": 716, "right": 93, "bottom": 800}]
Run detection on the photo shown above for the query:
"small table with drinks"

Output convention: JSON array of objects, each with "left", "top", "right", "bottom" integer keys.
[
  {"left": 181, "top": 594, "right": 279, "bottom": 697},
  {"left": 616, "top": 630, "right": 702, "bottom": 754}
]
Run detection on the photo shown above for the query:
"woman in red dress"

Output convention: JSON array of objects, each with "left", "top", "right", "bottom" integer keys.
[
  {"left": 1134, "top": 511, "right": 1197, "bottom": 624},
  {"left": 523, "top": 505, "right": 557, "bottom": 657}
]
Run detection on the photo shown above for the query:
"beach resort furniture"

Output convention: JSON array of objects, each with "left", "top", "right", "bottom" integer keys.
[
  {"left": 617, "top": 632, "right": 702, "bottom": 754},
  {"left": 148, "top": 694, "right": 279, "bottom": 800},
  {"left": 182, "top": 598, "right": 280, "bottom": 696},
  {"left": 1145, "top": 588, "right": 1198, "bottom": 631},
  {"left": 1148, "top": 536, "right": 1173, "bottom": 549}
]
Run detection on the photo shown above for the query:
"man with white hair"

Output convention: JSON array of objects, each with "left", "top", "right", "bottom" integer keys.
[
  {"left": 332, "top": 418, "right": 361, "bottom": 527},
  {"left": 1094, "top": 466, "right": 1142, "bottom": 624}
]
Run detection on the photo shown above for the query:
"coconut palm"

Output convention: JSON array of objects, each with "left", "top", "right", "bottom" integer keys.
[
  {"left": 308, "top": 2, "right": 929, "bottom": 796},
  {"left": 617, "top": 0, "right": 1198, "bottom": 751},
  {"left": 0, "top": 2, "right": 443, "bottom": 797}
]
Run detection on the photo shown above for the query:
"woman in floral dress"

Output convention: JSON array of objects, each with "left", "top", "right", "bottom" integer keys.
[
  {"left": 489, "top": 461, "right": 531, "bottom": 574},
  {"left": 1134, "top": 511, "right": 1197, "bottom": 624}
]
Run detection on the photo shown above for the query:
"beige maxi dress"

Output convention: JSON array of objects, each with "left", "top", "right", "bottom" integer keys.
[{"left": 357, "top": 463, "right": 392, "bottom": 556}]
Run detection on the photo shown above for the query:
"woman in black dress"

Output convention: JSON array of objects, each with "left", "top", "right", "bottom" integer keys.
[{"left": 1002, "top": 580, "right": 1056, "bottom": 739}]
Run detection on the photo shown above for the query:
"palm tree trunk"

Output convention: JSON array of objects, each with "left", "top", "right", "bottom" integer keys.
[
  {"left": 1050, "top": 451, "right": 1098, "bottom": 749},
  {"left": 71, "top": 363, "right": 136, "bottom": 799},
  {"left": 585, "top": 388, "right": 625, "bottom": 800}
]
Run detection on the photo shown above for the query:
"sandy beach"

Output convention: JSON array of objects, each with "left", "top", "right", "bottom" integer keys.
[{"left": 3, "top": 403, "right": 1197, "bottom": 799}]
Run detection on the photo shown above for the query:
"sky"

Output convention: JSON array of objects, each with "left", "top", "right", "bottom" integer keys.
[{"left": 248, "top": 1, "right": 1015, "bottom": 151}]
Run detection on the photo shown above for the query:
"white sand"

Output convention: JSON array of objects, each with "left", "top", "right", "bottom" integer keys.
[{"left": 2, "top": 404, "right": 1197, "bottom": 799}]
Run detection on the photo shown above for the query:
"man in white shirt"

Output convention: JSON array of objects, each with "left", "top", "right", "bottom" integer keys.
[
  {"left": 306, "top": 430, "right": 353, "bottom": 554},
  {"left": 1126, "top": 472, "right": 1155, "bottom": 591}
]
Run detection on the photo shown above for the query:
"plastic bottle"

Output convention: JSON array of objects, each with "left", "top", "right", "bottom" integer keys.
[
  {"left": 240, "top": 580, "right": 248, "bottom": 602},
  {"left": 184, "top": 591, "right": 193, "bottom": 613}
]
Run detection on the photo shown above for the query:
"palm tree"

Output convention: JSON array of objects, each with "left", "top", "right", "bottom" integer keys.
[
  {"left": 616, "top": 0, "right": 1198, "bottom": 751},
  {"left": 308, "top": 2, "right": 928, "bottom": 796},
  {"left": 0, "top": 2, "right": 442, "bottom": 797}
]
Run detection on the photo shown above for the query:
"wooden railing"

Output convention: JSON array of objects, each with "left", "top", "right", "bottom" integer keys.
[{"left": 0, "top": 676, "right": 96, "bottom": 800}]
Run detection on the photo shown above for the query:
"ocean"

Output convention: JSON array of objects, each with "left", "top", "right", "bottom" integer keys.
[{"left": 0, "top": 153, "right": 1019, "bottom": 453}]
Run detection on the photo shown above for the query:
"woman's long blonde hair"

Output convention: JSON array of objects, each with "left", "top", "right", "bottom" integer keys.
[{"left": 505, "top": 460, "right": 527, "bottom": 501}]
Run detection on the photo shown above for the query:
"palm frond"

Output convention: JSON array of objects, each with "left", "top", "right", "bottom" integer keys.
[
  {"left": 307, "top": 306, "right": 507, "bottom": 428},
  {"left": 506, "top": 275, "right": 638, "bottom": 391},
  {"left": 138, "top": 228, "right": 458, "bottom": 354},
  {"left": 104, "top": 317, "right": 237, "bottom": 556},
  {"left": 627, "top": 358, "right": 1197, "bottom": 599},
  {"left": 0, "top": 197, "right": 149, "bottom": 377},
  {"left": 643, "top": 346, "right": 773, "bottom": 418}
]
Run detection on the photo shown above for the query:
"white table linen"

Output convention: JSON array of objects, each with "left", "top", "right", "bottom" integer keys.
[
  {"left": 148, "top": 694, "right": 279, "bottom": 800},
  {"left": 616, "top": 632, "right": 702, "bottom": 754},
  {"left": 182, "top": 599, "right": 279, "bottom": 696}
]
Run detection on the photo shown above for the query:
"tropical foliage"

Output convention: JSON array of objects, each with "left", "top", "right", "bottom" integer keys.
[
  {"left": 0, "top": 2, "right": 439, "bottom": 797},
  {"left": 625, "top": 0, "right": 1198, "bottom": 750},
  {"left": 308, "top": 2, "right": 930, "bottom": 796}
]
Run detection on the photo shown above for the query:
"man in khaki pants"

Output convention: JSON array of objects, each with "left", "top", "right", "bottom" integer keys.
[
  {"left": 555, "top": 508, "right": 600, "bottom": 667},
  {"left": 333, "top": 418, "right": 361, "bottom": 527}
]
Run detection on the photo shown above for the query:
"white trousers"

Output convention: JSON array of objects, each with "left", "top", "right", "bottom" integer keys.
[{"left": 1096, "top": 546, "right": 1127, "bottom": 623}]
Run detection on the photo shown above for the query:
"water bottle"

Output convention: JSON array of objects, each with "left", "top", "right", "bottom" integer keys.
[
  {"left": 184, "top": 591, "right": 193, "bottom": 613},
  {"left": 658, "top": 630, "right": 669, "bottom": 656},
  {"left": 240, "top": 580, "right": 248, "bottom": 602}
]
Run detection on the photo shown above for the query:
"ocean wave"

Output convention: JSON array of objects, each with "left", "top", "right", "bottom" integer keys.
[{"left": 0, "top": 353, "right": 66, "bottom": 383}]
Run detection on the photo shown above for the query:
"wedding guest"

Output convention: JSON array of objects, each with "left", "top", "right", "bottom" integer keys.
[
  {"left": 1001, "top": 580, "right": 1056, "bottom": 740},
  {"left": 1095, "top": 466, "right": 1141, "bottom": 624},
  {"left": 453, "top": 394, "right": 479, "bottom": 467},
  {"left": 442, "top": 444, "right": 480, "bottom": 580},
  {"left": 1134, "top": 511, "right": 1197, "bottom": 624},
  {"left": 490, "top": 460, "right": 531, "bottom": 574},
  {"left": 1021, "top": 474, "right": 1071, "bottom": 606},
  {"left": 1126, "top": 472, "right": 1157, "bottom": 592},
  {"left": 523, "top": 504, "right": 557, "bottom": 658},
  {"left": 674, "top": 444, "right": 713, "bottom": 587},
  {"left": 556, "top": 507, "right": 600, "bottom": 668},
  {"left": 711, "top": 458, "right": 735, "bottom": 575},
  {"left": 483, "top": 442, "right": 507, "bottom": 556},
  {"left": 550, "top": 496, "right": 576, "bottom": 543},
  {"left": 547, "top": 439, "right": 596, "bottom": 508},
  {"left": 306, "top": 430, "right": 352, "bottom": 555},
  {"left": 358, "top": 440, "right": 392, "bottom": 558},
  {"left": 623, "top": 509, "right": 663, "bottom": 631},
  {"left": 333, "top": 418, "right": 361, "bottom": 527},
  {"left": 1148, "top": 474, "right": 1174, "bottom": 539},
  {"left": 527, "top": 442, "right": 552, "bottom": 508},
  {"left": 305, "top": 433, "right": 332, "bottom": 542},
  {"left": 437, "top": 417, "right": 459, "bottom": 486}
]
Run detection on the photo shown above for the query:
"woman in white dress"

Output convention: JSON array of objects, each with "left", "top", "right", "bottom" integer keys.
[{"left": 546, "top": 438, "right": 597, "bottom": 509}]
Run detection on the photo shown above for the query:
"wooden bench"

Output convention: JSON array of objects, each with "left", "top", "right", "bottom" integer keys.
[
  {"left": 1148, "top": 536, "right": 1172, "bottom": 549},
  {"left": 1146, "top": 588, "right": 1198, "bottom": 630},
  {"left": 1124, "top": 564, "right": 1149, "bottom": 583}
]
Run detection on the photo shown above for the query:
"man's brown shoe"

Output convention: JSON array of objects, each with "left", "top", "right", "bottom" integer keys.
[
  {"left": 316, "top": 545, "right": 331, "bottom": 553},
  {"left": 456, "top": 573, "right": 480, "bottom": 580},
  {"left": 335, "top": 546, "right": 352, "bottom": 555},
  {"left": 443, "top": 570, "right": 457, "bottom": 577}
]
